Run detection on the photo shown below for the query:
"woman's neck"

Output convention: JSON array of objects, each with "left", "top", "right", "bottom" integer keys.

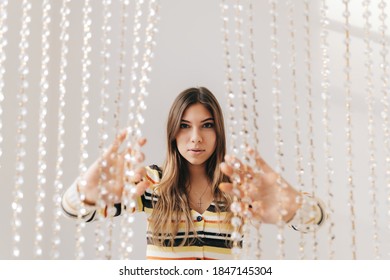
[
  {"left": 187, "top": 163, "right": 211, "bottom": 194},
  {"left": 187, "top": 163, "right": 208, "bottom": 181},
  {"left": 187, "top": 163, "right": 213, "bottom": 213}
]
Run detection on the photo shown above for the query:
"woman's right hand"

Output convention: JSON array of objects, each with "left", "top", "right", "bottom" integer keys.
[{"left": 77, "top": 129, "right": 151, "bottom": 206}]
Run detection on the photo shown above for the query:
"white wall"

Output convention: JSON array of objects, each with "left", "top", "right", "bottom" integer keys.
[{"left": 1, "top": 0, "right": 389, "bottom": 259}]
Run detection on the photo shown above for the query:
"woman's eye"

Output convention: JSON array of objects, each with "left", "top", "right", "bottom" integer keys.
[
  {"left": 203, "top": 122, "right": 214, "bottom": 128},
  {"left": 180, "top": 123, "right": 189, "bottom": 128}
]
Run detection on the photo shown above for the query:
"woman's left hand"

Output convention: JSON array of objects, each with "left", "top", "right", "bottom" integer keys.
[{"left": 219, "top": 149, "right": 301, "bottom": 224}]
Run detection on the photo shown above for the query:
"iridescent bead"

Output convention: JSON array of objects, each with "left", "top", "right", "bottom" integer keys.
[
  {"left": 231, "top": 231, "right": 241, "bottom": 242},
  {"left": 230, "top": 201, "right": 242, "bottom": 214},
  {"left": 12, "top": 248, "right": 20, "bottom": 258},
  {"left": 125, "top": 245, "right": 133, "bottom": 253},
  {"left": 231, "top": 246, "right": 241, "bottom": 256},
  {"left": 231, "top": 216, "right": 242, "bottom": 227}
]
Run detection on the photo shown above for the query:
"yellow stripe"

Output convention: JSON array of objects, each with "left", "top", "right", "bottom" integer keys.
[
  {"left": 147, "top": 244, "right": 203, "bottom": 253},
  {"left": 146, "top": 245, "right": 232, "bottom": 259},
  {"left": 203, "top": 246, "right": 232, "bottom": 254},
  {"left": 135, "top": 195, "right": 143, "bottom": 212}
]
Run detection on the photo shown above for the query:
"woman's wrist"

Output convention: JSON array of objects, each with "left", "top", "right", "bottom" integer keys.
[
  {"left": 76, "top": 177, "right": 98, "bottom": 206},
  {"left": 287, "top": 192, "right": 326, "bottom": 232},
  {"left": 61, "top": 180, "right": 96, "bottom": 217},
  {"left": 282, "top": 189, "right": 302, "bottom": 223},
  {"left": 76, "top": 178, "right": 97, "bottom": 206}
]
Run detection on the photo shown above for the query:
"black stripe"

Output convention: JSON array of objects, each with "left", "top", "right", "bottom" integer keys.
[
  {"left": 86, "top": 211, "right": 96, "bottom": 222},
  {"left": 142, "top": 200, "right": 227, "bottom": 214},
  {"left": 146, "top": 236, "right": 236, "bottom": 248},
  {"left": 149, "top": 164, "right": 163, "bottom": 179},
  {"left": 113, "top": 203, "right": 122, "bottom": 217},
  {"left": 316, "top": 203, "right": 325, "bottom": 226},
  {"left": 60, "top": 202, "right": 96, "bottom": 221},
  {"left": 142, "top": 193, "right": 155, "bottom": 210},
  {"left": 147, "top": 230, "right": 231, "bottom": 238},
  {"left": 206, "top": 203, "right": 229, "bottom": 212}
]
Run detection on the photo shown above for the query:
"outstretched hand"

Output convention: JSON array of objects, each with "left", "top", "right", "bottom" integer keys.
[
  {"left": 219, "top": 149, "right": 301, "bottom": 224},
  {"left": 79, "top": 129, "right": 151, "bottom": 206}
]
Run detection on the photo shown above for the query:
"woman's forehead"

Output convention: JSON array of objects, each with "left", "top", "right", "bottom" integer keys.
[{"left": 181, "top": 103, "right": 213, "bottom": 120}]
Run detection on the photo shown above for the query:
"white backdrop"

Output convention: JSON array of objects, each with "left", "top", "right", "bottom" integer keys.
[{"left": 1, "top": 0, "right": 390, "bottom": 259}]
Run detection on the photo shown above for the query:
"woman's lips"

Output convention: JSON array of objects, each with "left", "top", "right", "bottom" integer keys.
[{"left": 188, "top": 149, "right": 205, "bottom": 155}]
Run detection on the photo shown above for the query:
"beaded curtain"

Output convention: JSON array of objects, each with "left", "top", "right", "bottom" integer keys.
[{"left": 0, "top": 0, "right": 389, "bottom": 260}]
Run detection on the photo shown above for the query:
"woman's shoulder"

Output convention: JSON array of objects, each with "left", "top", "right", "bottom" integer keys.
[
  {"left": 144, "top": 164, "right": 163, "bottom": 184},
  {"left": 147, "top": 164, "right": 162, "bottom": 173}
]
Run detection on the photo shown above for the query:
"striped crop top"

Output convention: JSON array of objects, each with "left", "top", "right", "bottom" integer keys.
[{"left": 62, "top": 165, "right": 236, "bottom": 260}]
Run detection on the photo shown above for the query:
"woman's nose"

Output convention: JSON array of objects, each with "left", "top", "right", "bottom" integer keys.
[{"left": 191, "top": 128, "right": 202, "bottom": 143}]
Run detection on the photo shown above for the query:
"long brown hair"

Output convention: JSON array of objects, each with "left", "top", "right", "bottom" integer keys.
[{"left": 149, "top": 87, "right": 232, "bottom": 246}]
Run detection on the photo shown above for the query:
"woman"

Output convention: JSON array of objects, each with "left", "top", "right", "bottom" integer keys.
[{"left": 61, "top": 87, "right": 325, "bottom": 259}]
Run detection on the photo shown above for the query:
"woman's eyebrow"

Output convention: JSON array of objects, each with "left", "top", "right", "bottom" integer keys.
[
  {"left": 180, "top": 117, "right": 214, "bottom": 123},
  {"left": 201, "top": 118, "right": 214, "bottom": 123}
]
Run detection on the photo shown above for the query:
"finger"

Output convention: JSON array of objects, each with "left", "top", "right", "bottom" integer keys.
[
  {"left": 121, "top": 145, "right": 137, "bottom": 168},
  {"left": 132, "top": 173, "right": 143, "bottom": 184},
  {"left": 219, "top": 182, "right": 244, "bottom": 197},
  {"left": 135, "top": 151, "right": 145, "bottom": 163},
  {"left": 125, "top": 143, "right": 134, "bottom": 155},
  {"left": 134, "top": 181, "right": 151, "bottom": 196},
  {"left": 115, "top": 128, "right": 128, "bottom": 147},
  {"left": 220, "top": 162, "right": 234, "bottom": 176},
  {"left": 104, "top": 129, "right": 128, "bottom": 157},
  {"left": 224, "top": 154, "right": 242, "bottom": 167},
  {"left": 241, "top": 163, "right": 254, "bottom": 179},
  {"left": 132, "top": 165, "right": 147, "bottom": 183},
  {"left": 121, "top": 146, "right": 132, "bottom": 164},
  {"left": 123, "top": 166, "right": 145, "bottom": 185},
  {"left": 134, "top": 166, "right": 146, "bottom": 177},
  {"left": 218, "top": 182, "right": 233, "bottom": 193},
  {"left": 122, "top": 139, "right": 146, "bottom": 159},
  {"left": 224, "top": 155, "right": 253, "bottom": 182},
  {"left": 103, "top": 144, "right": 117, "bottom": 160},
  {"left": 137, "top": 137, "right": 147, "bottom": 147},
  {"left": 248, "top": 149, "right": 273, "bottom": 173},
  {"left": 119, "top": 128, "right": 128, "bottom": 139}
]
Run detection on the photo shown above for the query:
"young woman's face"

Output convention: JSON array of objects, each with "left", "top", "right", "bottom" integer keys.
[{"left": 175, "top": 103, "right": 217, "bottom": 166}]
